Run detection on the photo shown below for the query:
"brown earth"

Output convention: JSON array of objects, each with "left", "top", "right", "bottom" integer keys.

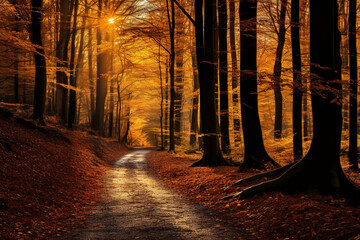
[
  {"left": 0, "top": 105, "right": 129, "bottom": 240},
  {"left": 147, "top": 151, "right": 360, "bottom": 240}
]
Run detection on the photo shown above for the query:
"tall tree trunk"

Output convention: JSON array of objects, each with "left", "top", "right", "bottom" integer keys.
[
  {"left": 238, "top": 0, "right": 279, "bottom": 171},
  {"left": 273, "top": 0, "right": 287, "bottom": 139},
  {"left": 92, "top": 0, "right": 108, "bottom": 135},
  {"left": 190, "top": 43, "right": 199, "bottom": 147},
  {"left": 291, "top": 0, "right": 303, "bottom": 161},
  {"left": 349, "top": 0, "right": 359, "bottom": 170},
  {"left": 68, "top": 0, "right": 79, "bottom": 129},
  {"left": 159, "top": 43, "right": 164, "bottom": 150},
  {"left": 31, "top": 0, "right": 47, "bottom": 125},
  {"left": 86, "top": 0, "right": 95, "bottom": 125},
  {"left": 167, "top": 0, "right": 176, "bottom": 152},
  {"left": 165, "top": 57, "right": 169, "bottom": 148},
  {"left": 219, "top": 0, "right": 230, "bottom": 154},
  {"left": 174, "top": 8, "right": 184, "bottom": 146},
  {"left": 14, "top": 13, "right": 19, "bottom": 103},
  {"left": 56, "top": 0, "right": 72, "bottom": 123},
  {"left": 230, "top": 0, "right": 241, "bottom": 148},
  {"left": 108, "top": 34, "right": 114, "bottom": 137},
  {"left": 74, "top": 1, "right": 86, "bottom": 123},
  {"left": 191, "top": 0, "right": 231, "bottom": 167}
]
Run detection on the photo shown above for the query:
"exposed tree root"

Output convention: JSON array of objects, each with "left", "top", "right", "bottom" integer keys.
[
  {"left": 190, "top": 155, "right": 237, "bottom": 167},
  {"left": 238, "top": 155, "right": 281, "bottom": 172},
  {"left": 234, "top": 163, "right": 294, "bottom": 185},
  {"left": 349, "top": 165, "right": 360, "bottom": 172},
  {"left": 223, "top": 157, "right": 360, "bottom": 204}
]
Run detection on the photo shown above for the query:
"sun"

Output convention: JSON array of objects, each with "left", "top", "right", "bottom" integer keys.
[{"left": 108, "top": 18, "right": 115, "bottom": 24}]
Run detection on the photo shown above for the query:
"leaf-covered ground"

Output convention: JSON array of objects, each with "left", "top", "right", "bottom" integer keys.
[
  {"left": 147, "top": 151, "right": 360, "bottom": 240},
  {"left": 0, "top": 106, "right": 129, "bottom": 239}
]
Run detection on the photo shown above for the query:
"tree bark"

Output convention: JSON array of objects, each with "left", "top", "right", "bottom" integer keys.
[
  {"left": 219, "top": 0, "right": 230, "bottom": 154},
  {"left": 91, "top": 0, "right": 108, "bottom": 135},
  {"left": 191, "top": 0, "right": 231, "bottom": 167},
  {"left": 238, "top": 0, "right": 279, "bottom": 171},
  {"left": 108, "top": 34, "right": 114, "bottom": 137},
  {"left": 291, "top": 0, "right": 303, "bottom": 161},
  {"left": 273, "top": 0, "right": 287, "bottom": 139},
  {"left": 14, "top": 13, "right": 19, "bottom": 103},
  {"left": 31, "top": 0, "right": 47, "bottom": 125},
  {"left": 174, "top": 7, "right": 184, "bottom": 146},
  {"left": 190, "top": 43, "right": 199, "bottom": 147},
  {"left": 68, "top": 0, "right": 79, "bottom": 129},
  {"left": 167, "top": 0, "right": 176, "bottom": 152},
  {"left": 164, "top": 57, "right": 169, "bottom": 148},
  {"left": 349, "top": 0, "right": 359, "bottom": 170},
  {"left": 230, "top": 0, "right": 241, "bottom": 148},
  {"left": 55, "top": 0, "right": 72, "bottom": 123}
]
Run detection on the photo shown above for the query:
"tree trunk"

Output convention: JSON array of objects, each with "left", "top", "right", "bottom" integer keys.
[
  {"left": 191, "top": 0, "right": 230, "bottom": 167},
  {"left": 291, "top": 0, "right": 303, "bottom": 161},
  {"left": 167, "top": 0, "right": 176, "bottom": 152},
  {"left": 31, "top": 0, "right": 47, "bottom": 125},
  {"left": 55, "top": 0, "right": 72, "bottom": 123},
  {"left": 230, "top": 0, "right": 241, "bottom": 148},
  {"left": 14, "top": 13, "right": 19, "bottom": 103},
  {"left": 91, "top": 0, "right": 107, "bottom": 135},
  {"left": 226, "top": 0, "right": 360, "bottom": 202},
  {"left": 238, "top": 0, "right": 279, "bottom": 171},
  {"left": 108, "top": 34, "right": 114, "bottom": 137},
  {"left": 159, "top": 43, "right": 164, "bottom": 150},
  {"left": 273, "top": 0, "right": 287, "bottom": 139},
  {"left": 349, "top": 0, "right": 359, "bottom": 170},
  {"left": 190, "top": 44, "right": 199, "bottom": 147},
  {"left": 219, "top": 0, "right": 230, "bottom": 154},
  {"left": 68, "top": 0, "right": 79, "bottom": 129},
  {"left": 174, "top": 8, "right": 184, "bottom": 146},
  {"left": 164, "top": 57, "right": 169, "bottom": 148}
]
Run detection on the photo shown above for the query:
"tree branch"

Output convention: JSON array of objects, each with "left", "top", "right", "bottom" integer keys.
[{"left": 171, "top": 0, "right": 195, "bottom": 26}]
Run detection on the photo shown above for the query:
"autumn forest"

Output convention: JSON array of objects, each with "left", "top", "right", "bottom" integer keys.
[{"left": 1, "top": 0, "right": 360, "bottom": 239}]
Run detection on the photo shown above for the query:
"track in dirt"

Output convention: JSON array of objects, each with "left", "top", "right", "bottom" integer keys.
[{"left": 58, "top": 150, "right": 247, "bottom": 240}]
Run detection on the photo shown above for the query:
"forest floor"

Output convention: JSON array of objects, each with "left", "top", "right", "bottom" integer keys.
[
  {"left": 1, "top": 102, "right": 360, "bottom": 239},
  {"left": 0, "top": 103, "right": 130, "bottom": 239},
  {"left": 147, "top": 151, "right": 360, "bottom": 240}
]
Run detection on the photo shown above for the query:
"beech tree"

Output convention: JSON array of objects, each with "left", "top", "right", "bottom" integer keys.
[
  {"left": 166, "top": 0, "right": 176, "bottom": 152},
  {"left": 272, "top": 0, "right": 287, "bottom": 139},
  {"left": 219, "top": 0, "right": 230, "bottom": 154},
  {"left": 55, "top": 0, "right": 72, "bottom": 123},
  {"left": 30, "top": 0, "right": 47, "bottom": 125},
  {"left": 291, "top": 0, "right": 303, "bottom": 161},
  {"left": 225, "top": 0, "right": 360, "bottom": 202},
  {"left": 191, "top": 0, "right": 230, "bottom": 166},
  {"left": 238, "top": 0, "right": 279, "bottom": 171},
  {"left": 91, "top": 0, "right": 108, "bottom": 135},
  {"left": 348, "top": 0, "right": 358, "bottom": 170}
]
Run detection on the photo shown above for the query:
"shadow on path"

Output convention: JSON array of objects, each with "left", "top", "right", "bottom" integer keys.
[{"left": 58, "top": 150, "right": 249, "bottom": 240}]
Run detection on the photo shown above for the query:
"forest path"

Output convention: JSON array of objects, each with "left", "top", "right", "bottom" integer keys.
[{"left": 58, "top": 150, "right": 247, "bottom": 240}]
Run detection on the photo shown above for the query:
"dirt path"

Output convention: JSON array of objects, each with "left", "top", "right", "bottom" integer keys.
[{"left": 59, "top": 150, "right": 248, "bottom": 240}]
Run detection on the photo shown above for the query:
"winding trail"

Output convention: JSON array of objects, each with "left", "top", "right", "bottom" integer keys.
[{"left": 60, "top": 150, "right": 247, "bottom": 239}]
